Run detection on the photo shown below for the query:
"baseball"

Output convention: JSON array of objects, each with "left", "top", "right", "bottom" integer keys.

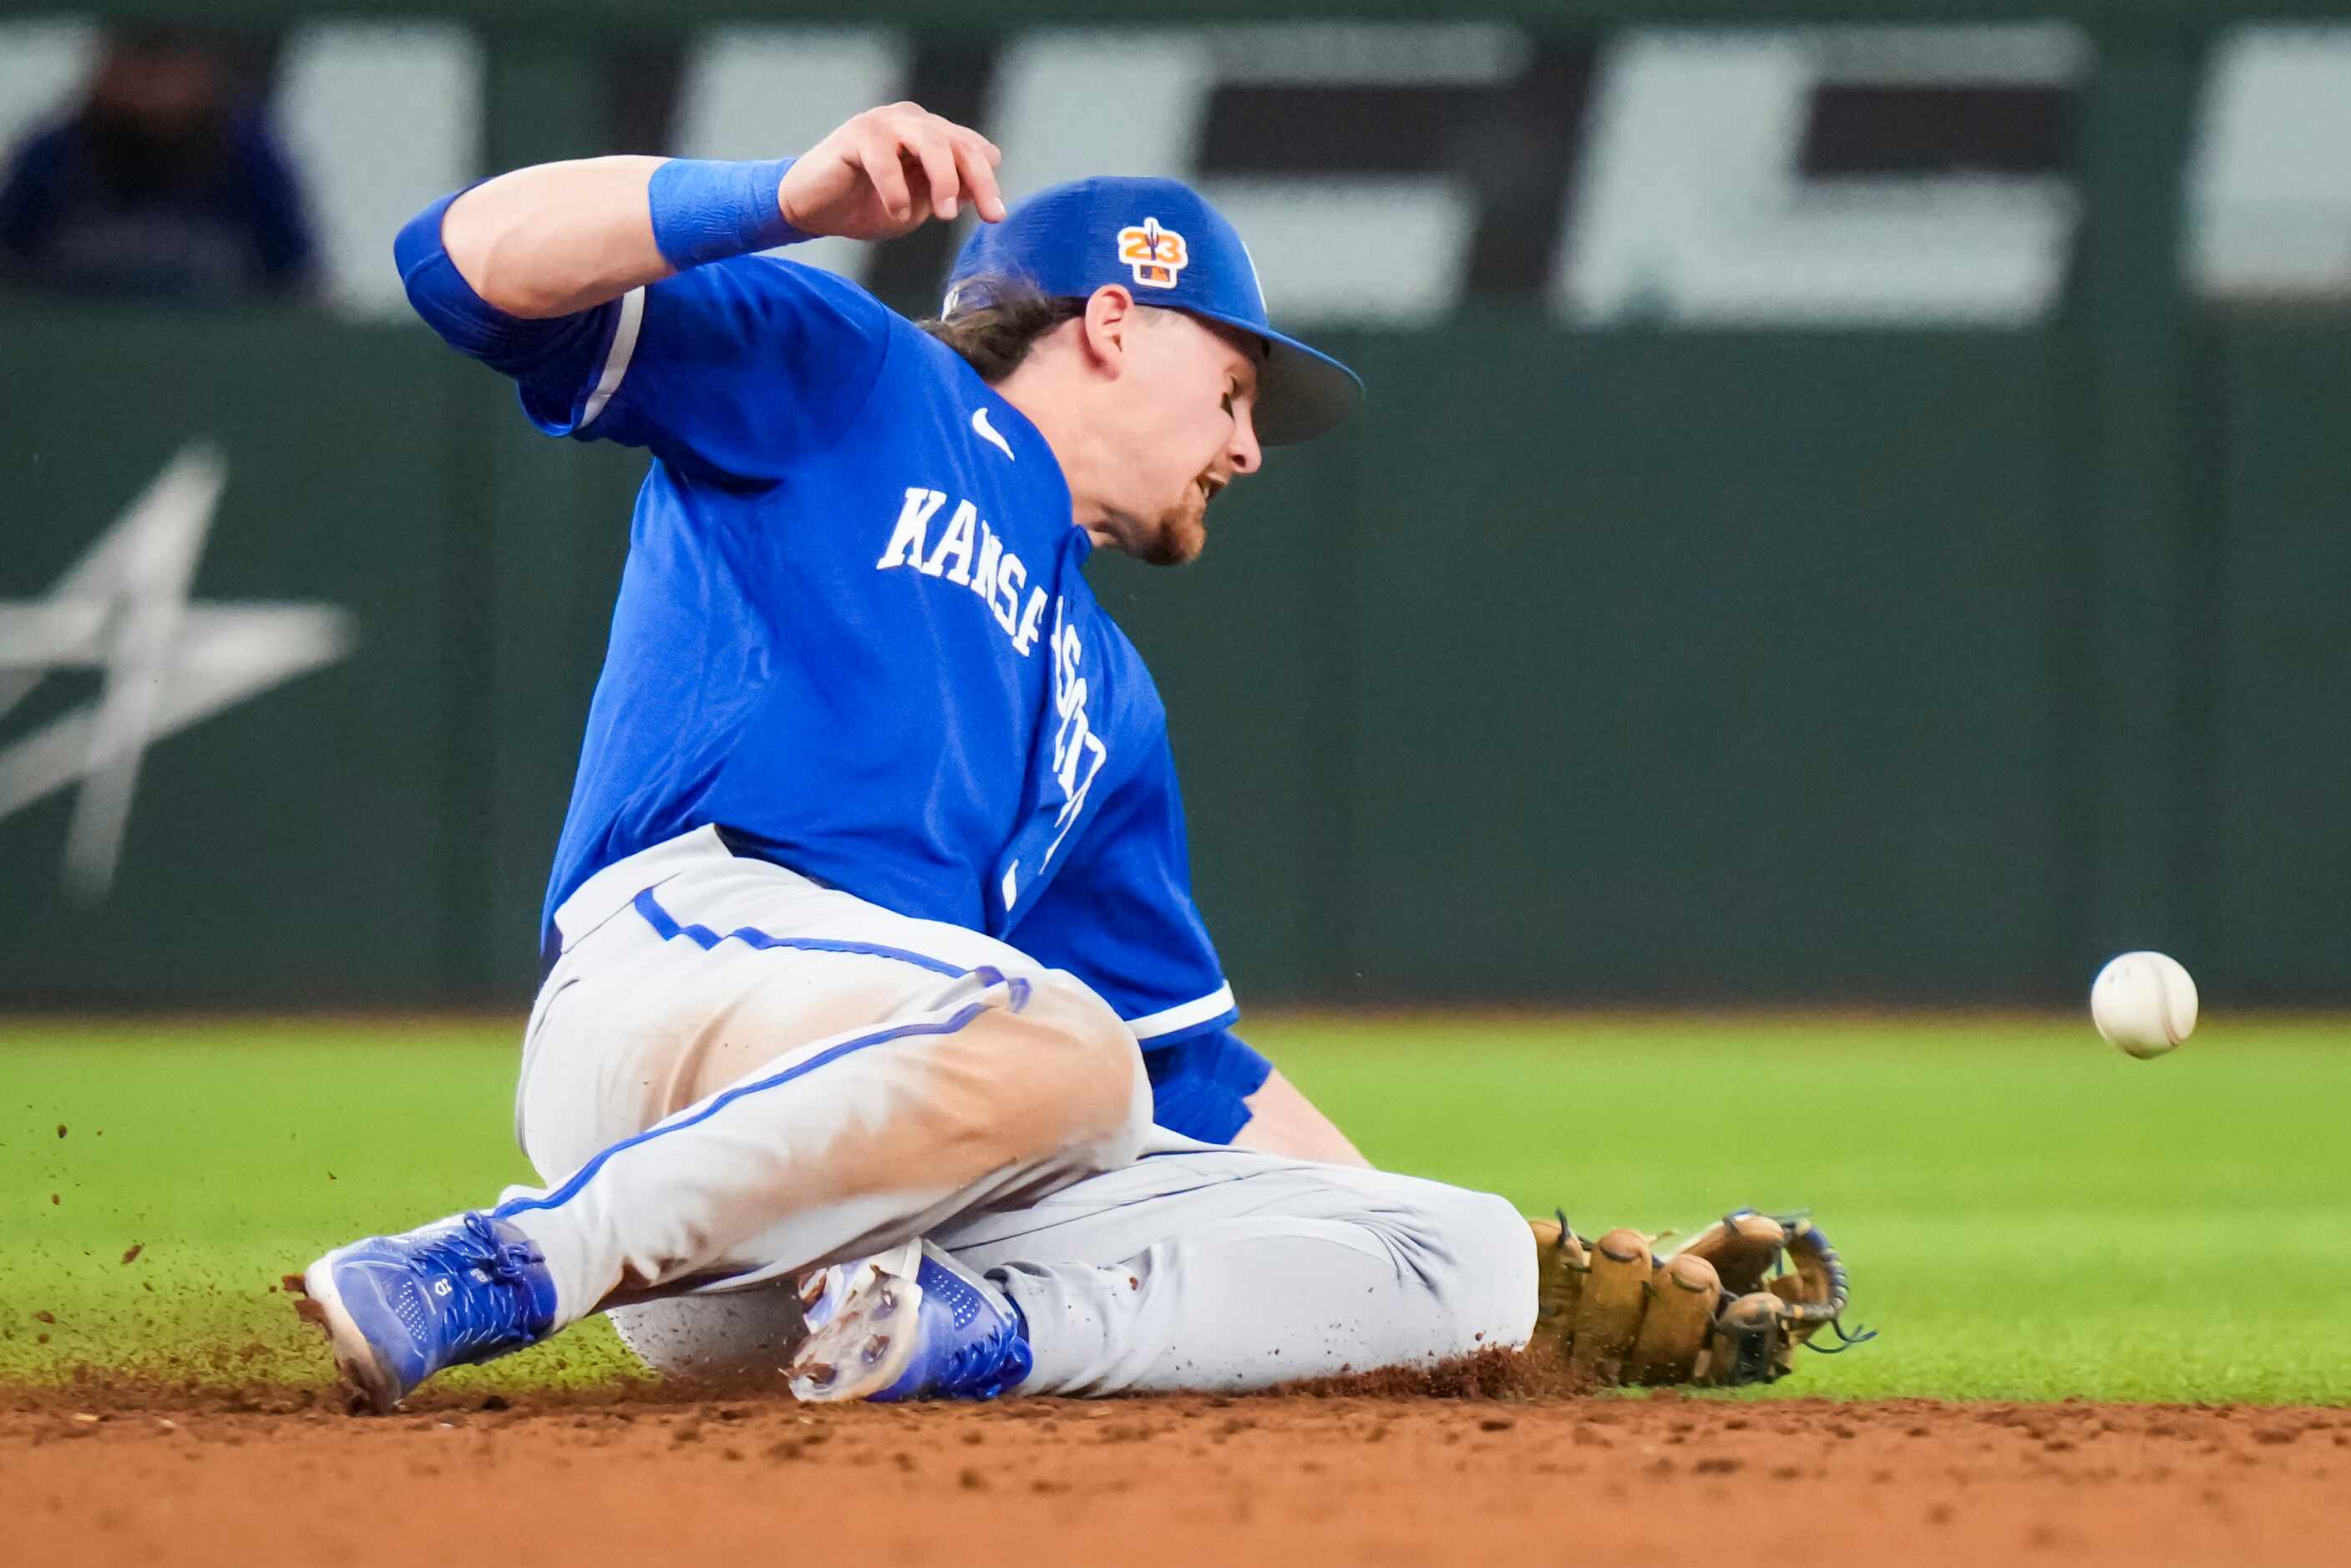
[{"left": 2090, "top": 950, "right": 2197, "bottom": 1059}]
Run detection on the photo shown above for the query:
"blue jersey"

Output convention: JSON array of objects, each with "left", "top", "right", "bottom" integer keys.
[{"left": 396, "top": 195, "right": 1244, "bottom": 1066}]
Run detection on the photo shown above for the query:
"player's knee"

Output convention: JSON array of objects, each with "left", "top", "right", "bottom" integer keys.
[
  {"left": 1365, "top": 1183, "right": 1541, "bottom": 1357},
  {"left": 1011, "top": 977, "right": 1152, "bottom": 1146},
  {"left": 955, "top": 975, "right": 1149, "bottom": 1158},
  {"left": 1447, "top": 1189, "right": 1544, "bottom": 1351}
]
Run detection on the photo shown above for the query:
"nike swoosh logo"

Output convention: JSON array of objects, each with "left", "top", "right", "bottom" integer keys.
[{"left": 971, "top": 407, "right": 1015, "bottom": 463}]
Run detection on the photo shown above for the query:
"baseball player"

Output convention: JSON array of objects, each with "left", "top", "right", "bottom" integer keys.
[{"left": 296, "top": 104, "right": 1859, "bottom": 1409}]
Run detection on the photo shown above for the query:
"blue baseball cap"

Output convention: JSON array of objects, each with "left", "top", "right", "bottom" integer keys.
[{"left": 945, "top": 176, "right": 1362, "bottom": 446}]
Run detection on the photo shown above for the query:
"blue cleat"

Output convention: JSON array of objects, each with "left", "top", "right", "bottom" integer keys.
[
  {"left": 296, "top": 1211, "right": 558, "bottom": 1413},
  {"left": 788, "top": 1239, "right": 1032, "bottom": 1404}
]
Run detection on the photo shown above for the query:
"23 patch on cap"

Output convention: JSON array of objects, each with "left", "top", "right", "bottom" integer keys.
[{"left": 1117, "top": 218, "right": 1188, "bottom": 288}]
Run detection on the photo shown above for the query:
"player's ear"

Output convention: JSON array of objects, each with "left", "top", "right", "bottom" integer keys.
[{"left": 1079, "top": 285, "right": 1137, "bottom": 377}]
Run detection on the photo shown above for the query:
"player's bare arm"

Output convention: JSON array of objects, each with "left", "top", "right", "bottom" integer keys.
[
  {"left": 1234, "top": 1069, "right": 1370, "bottom": 1166},
  {"left": 439, "top": 104, "right": 1003, "bottom": 318}
]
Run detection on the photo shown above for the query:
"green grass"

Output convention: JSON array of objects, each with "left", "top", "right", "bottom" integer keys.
[{"left": 3, "top": 1013, "right": 2344, "bottom": 1404}]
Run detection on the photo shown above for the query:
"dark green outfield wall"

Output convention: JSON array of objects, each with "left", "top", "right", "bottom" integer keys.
[
  {"left": 2206, "top": 324, "right": 2351, "bottom": 1003},
  {"left": 4, "top": 305, "right": 2344, "bottom": 1007},
  {"left": 1123, "top": 326, "right": 2084, "bottom": 1005}
]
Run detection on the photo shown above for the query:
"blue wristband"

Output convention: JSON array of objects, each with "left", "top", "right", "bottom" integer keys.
[{"left": 646, "top": 156, "right": 809, "bottom": 271}]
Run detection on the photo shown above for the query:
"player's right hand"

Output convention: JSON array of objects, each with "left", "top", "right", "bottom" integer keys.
[{"left": 779, "top": 103, "right": 1006, "bottom": 241}]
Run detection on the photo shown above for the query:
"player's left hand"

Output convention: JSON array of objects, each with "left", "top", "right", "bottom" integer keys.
[
  {"left": 780, "top": 102, "right": 1007, "bottom": 241},
  {"left": 1531, "top": 1209, "right": 1872, "bottom": 1387}
]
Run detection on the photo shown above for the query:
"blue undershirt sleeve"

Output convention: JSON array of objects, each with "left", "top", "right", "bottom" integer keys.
[
  {"left": 395, "top": 190, "right": 620, "bottom": 408},
  {"left": 394, "top": 185, "right": 891, "bottom": 483},
  {"left": 1144, "top": 1027, "right": 1274, "bottom": 1145}
]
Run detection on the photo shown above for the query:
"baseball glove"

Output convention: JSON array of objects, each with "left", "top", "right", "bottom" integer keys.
[{"left": 1530, "top": 1209, "right": 1871, "bottom": 1388}]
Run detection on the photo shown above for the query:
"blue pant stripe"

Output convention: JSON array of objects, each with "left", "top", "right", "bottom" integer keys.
[
  {"left": 632, "top": 886, "right": 969, "bottom": 979},
  {"left": 493, "top": 997, "right": 996, "bottom": 1221}
]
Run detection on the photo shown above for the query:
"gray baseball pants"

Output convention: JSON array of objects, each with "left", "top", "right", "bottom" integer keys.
[{"left": 500, "top": 827, "right": 1536, "bottom": 1395}]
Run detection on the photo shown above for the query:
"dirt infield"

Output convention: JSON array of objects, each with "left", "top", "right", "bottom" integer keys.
[{"left": 6, "top": 1376, "right": 2342, "bottom": 1565}]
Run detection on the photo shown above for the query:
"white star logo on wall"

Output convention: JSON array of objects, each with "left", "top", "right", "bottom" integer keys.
[{"left": 0, "top": 442, "right": 357, "bottom": 903}]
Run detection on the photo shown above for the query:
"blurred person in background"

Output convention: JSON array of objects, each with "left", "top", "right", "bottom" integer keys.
[{"left": 0, "top": 28, "right": 317, "bottom": 301}]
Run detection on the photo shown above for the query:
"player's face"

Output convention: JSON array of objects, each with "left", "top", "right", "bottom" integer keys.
[{"left": 1099, "top": 311, "right": 1264, "bottom": 567}]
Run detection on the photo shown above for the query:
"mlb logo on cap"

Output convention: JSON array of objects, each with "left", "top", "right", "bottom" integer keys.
[
  {"left": 1117, "top": 218, "right": 1187, "bottom": 288},
  {"left": 945, "top": 175, "right": 1361, "bottom": 446}
]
